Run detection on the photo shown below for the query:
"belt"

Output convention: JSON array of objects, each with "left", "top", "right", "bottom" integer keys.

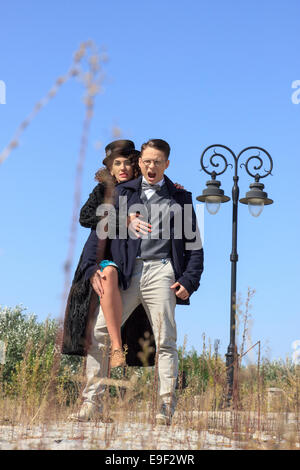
[{"left": 136, "top": 257, "right": 171, "bottom": 264}]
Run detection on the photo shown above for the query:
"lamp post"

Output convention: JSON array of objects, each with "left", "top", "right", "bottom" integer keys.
[{"left": 197, "top": 145, "right": 274, "bottom": 405}]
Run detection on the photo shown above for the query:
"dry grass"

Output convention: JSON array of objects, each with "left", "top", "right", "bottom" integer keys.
[
  {"left": 0, "top": 297, "right": 299, "bottom": 450},
  {"left": 0, "top": 341, "right": 299, "bottom": 450},
  {"left": 0, "top": 296, "right": 299, "bottom": 450}
]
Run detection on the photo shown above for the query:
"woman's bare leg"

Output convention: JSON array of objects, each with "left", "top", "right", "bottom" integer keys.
[{"left": 99, "top": 266, "right": 123, "bottom": 351}]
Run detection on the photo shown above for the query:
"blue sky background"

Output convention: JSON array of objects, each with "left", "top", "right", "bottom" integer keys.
[{"left": 0, "top": 0, "right": 299, "bottom": 362}]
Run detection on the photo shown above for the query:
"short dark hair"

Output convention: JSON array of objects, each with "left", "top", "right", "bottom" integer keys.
[{"left": 141, "top": 139, "right": 170, "bottom": 159}]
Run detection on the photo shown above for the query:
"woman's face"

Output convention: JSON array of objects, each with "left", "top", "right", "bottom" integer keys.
[{"left": 110, "top": 156, "right": 134, "bottom": 183}]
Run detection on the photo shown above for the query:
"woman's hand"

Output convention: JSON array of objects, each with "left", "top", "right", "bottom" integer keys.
[
  {"left": 127, "top": 213, "right": 152, "bottom": 238},
  {"left": 174, "top": 182, "right": 185, "bottom": 190}
]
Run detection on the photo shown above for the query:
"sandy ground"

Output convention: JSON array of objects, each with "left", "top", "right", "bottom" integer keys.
[
  {"left": 0, "top": 421, "right": 242, "bottom": 450},
  {"left": 0, "top": 412, "right": 298, "bottom": 450}
]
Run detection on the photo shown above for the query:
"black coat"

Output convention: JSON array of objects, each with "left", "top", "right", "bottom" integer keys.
[
  {"left": 112, "top": 175, "right": 204, "bottom": 301},
  {"left": 83, "top": 176, "right": 204, "bottom": 304},
  {"left": 61, "top": 182, "right": 156, "bottom": 366}
]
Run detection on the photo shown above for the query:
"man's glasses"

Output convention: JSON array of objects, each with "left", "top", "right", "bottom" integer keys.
[{"left": 141, "top": 159, "right": 165, "bottom": 167}]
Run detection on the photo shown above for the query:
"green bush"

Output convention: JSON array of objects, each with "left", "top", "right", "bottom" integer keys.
[
  {"left": 0, "top": 306, "right": 54, "bottom": 380},
  {"left": 178, "top": 345, "right": 225, "bottom": 394},
  {"left": 0, "top": 305, "right": 83, "bottom": 403}
]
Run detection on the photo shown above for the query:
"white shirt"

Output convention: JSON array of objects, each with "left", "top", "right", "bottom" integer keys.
[{"left": 141, "top": 176, "right": 165, "bottom": 200}]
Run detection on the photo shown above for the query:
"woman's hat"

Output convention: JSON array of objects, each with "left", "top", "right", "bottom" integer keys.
[{"left": 102, "top": 139, "right": 140, "bottom": 166}]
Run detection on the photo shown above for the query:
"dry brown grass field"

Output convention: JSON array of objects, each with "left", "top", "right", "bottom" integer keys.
[{"left": 0, "top": 305, "right": 299, "bottom": 450}]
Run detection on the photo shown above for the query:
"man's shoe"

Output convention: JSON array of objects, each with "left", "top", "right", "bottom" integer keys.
[
  {"left": 68, "top": 402, "right": 113, "bottom": 423},
  {"left": 155, "top": 402, "right": 173, "bottom": 426},
  {"left": 155, "top": 414, "right": 172, "bottom": 426}
]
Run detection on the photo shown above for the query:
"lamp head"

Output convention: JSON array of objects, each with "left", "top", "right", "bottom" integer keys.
[
  {"left": 197, "top": 178, "right": 230, "bottom": 214},
  {"left": 239, "top": 181, "right": 273, "bottom": 217}
]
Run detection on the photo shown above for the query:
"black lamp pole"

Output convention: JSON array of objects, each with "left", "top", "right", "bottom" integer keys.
[{"left": 197, "top": 145, "right": 273, "bottom": 405}]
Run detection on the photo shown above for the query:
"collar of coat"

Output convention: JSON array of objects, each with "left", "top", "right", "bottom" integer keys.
[{"left": 116, "top": 174, "right": 190, "bottom": 198}]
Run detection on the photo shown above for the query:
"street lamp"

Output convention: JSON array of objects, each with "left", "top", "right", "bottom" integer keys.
[{"left": 197, "top": 145, "right": 274, "bottom": 406}]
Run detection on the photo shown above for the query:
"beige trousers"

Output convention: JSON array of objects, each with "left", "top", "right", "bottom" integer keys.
[{"left": 82, "top": 258, "right": 178, "bottom": 412}]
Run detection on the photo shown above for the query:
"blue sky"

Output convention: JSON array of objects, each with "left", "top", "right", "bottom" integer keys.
[{"left": 0, "top": 0, "right": 299, "bottom": 362}]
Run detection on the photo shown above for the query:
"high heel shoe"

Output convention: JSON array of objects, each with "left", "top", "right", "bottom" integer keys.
[{"left": 110, "top": 348, "right": 126, "bottom": 368}]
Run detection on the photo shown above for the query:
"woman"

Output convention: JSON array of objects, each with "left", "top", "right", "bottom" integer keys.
[
  {"left": 62, "top": 140, "right": 153, "bottom": 369},
  {"left": 81, "top": 140, "right": 152, "bottom": 368}
]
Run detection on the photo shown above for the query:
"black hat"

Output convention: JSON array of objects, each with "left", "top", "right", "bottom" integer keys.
[{"left": 102, "top": 139, "right": 140, "bottom": 166}]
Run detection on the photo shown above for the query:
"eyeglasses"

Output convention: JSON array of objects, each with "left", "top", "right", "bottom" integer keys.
[{"left": 141, "top": 159, "right": 166, "bottom": 167}]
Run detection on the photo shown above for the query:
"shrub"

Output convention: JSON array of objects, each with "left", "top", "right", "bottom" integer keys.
[{"left": 0, "top": 305, "right": 83, "bottom": 405}]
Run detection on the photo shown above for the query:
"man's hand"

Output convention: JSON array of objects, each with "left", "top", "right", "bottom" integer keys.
[
  {"left": 90, "top": 269, "right": 105, "bottom": 298},
  {"left": 127, "top": 213, "right": 152, "bottom": 239},
  {"left": 170, "top": 282, "right": 190, "bottom": 300}
]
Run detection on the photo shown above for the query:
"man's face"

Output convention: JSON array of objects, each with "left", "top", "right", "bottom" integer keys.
[
  {"left": 110, "top": 156, "right": 134, "bottom": 183},
  {"left": 139, "top": 147, "right": 169, "bottom": 184}
]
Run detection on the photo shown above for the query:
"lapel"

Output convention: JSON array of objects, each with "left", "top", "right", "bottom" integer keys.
[
  {"left": 119, "top": 174, "right": 181, "bottom": 203},
  {"left": 117, "top": 174, "right": 184, "bottom": 249}
]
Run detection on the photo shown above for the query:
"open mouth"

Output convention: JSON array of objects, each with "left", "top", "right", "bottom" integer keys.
[
  {"left": 119, "top": 173, "right": 128, "bottom": 178},
  {"left": 147, "top": 171, "right": 157, "bottom": 181}
]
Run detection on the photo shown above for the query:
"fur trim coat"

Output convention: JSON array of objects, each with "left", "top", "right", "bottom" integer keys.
[{"left": 61, "top": 182, "right": 156, "bottom": 366}]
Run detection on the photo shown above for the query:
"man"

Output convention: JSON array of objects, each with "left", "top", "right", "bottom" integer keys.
[{"left": 78, "top": 139, "right": 204, "bottom": 425}]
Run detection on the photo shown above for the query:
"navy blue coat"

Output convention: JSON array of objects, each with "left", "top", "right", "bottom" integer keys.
[{"left": 82, "top": 175, "right": 204, "bottom": 305}]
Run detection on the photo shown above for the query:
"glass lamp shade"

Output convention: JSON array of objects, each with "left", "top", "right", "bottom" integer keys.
[
  {"left": 205, "top": 195, "right": 221, "bottom": 215},
  {"left": 248, "top": 198, "right": 264, "bottom": 217}
]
